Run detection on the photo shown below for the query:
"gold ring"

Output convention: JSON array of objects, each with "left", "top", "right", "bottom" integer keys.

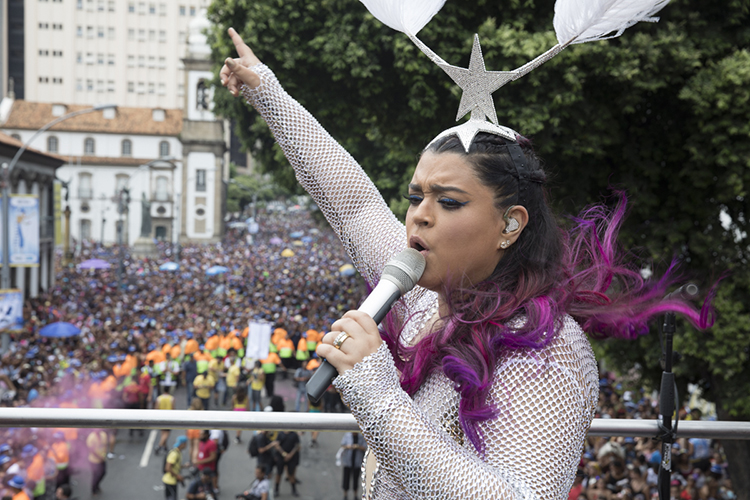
[{"left": 332, "top": 332, "right": 351, "bottom": 350}]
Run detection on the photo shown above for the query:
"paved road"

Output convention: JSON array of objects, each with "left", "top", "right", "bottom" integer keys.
[{"left": 66, "top": 377, "right": 352, "bottom": 500}]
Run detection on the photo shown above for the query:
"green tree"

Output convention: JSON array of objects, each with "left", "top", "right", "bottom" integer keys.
[{"left": 208, "top": 0, "right": 750, "bottom": 492}]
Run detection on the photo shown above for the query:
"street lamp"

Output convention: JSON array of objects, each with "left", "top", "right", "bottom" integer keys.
[{"left": 1, "top": 103, "right": 117, "bottom": 290}]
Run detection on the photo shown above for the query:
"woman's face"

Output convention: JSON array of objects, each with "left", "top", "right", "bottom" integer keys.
[{"left": 406, "top": 151, "right": 506, "bottom": 292}]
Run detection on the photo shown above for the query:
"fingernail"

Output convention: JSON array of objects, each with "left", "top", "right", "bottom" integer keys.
[
  {"left": 226, "top": 59, "right": 235, "bottom": 67},
  {"left": 220, "top": 79, "right": 225, "bottom": 86}
]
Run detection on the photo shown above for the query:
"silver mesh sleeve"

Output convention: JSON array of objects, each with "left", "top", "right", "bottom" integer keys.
[
  {"left": 241, "top": 65, "right": 598, "bottom": 500},
  {"left": 334, "top": 315, "right": 598, "bottom": 500}
]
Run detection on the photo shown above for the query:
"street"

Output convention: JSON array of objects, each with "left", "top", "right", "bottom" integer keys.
[{"left": 67, "top": 376, "right": 350, "bottom": 500}]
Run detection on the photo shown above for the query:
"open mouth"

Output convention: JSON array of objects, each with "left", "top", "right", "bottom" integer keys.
[{"left": 409, "top": 236, "right": 429, "bottom": 253}]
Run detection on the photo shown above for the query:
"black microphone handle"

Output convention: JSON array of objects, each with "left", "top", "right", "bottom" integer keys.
[{"left": 306, "top": 287, "right": 400, "bottom": 403}]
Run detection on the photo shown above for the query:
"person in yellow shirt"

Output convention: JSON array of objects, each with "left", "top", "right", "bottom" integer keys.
[
  {"left": 223, "top": 349, "right": 241, "bottom": 407},
  {"left": 155, "top": 388, "right": 176, "bottom": 455},
  {"left": 86, "top": 429, "right": 112, "bottom": 495},
  {"left": 193, "top": 368, "right": 215, "bottom": 410},
  {"left": 162, "top": 436, "right": 189, "bottom": 500},
  {"left": 249, "top": 360, "right": 265, "bottom": 411}
]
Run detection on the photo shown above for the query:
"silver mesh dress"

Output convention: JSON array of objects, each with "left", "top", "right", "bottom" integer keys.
[{"left": 242, "top": 64, "right": 599, "bottom": 500}]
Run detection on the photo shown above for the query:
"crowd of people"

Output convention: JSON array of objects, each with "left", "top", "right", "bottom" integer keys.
[
  {"left": 571, "top": 376, "right": 736, "bottom": 500},
  {"left": 0, "top": 208, "right": 738, "bottom": 500},
  {"left": 0, "top": 210, "right": 365, "bottom": 499}
]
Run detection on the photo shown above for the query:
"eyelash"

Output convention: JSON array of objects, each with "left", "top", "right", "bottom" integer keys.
[{"left": 402, "top": 194, "right": 468, "bottom": 210}]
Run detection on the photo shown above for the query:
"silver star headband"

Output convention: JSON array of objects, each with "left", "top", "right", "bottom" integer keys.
[{"left": 358, "top": 0, "right": 671, "bottom": 152}]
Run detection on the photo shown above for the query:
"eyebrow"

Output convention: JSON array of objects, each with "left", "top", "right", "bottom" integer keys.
[{"left": 408, "top": 183, "right": 469, "bottom": 195}]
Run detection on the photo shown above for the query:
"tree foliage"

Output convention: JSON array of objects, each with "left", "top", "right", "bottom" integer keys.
[{"left": 207, "top": 0, "right": 750, "bottom": 424}]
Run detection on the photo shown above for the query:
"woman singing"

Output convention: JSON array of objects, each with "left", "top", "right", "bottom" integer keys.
[{"left": 220, "top": 26, "right": 711, "bottom": 500}]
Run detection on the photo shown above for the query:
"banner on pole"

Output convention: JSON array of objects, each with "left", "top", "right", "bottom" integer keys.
[
  {"left": 0, "top": 289, "right": 24, "bottom": 332},
  {"left": 245, "top": 321, "right": 272, "bottom": 360},
  {"left": 0, "top": 195, "right": 40, "bottom": 267}
]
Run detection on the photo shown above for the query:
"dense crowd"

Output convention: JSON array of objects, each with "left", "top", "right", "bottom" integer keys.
[
  {"left": 0, "top": 210, "right": 366, "bottom": 500},
  {"left": 572, "top": 376, "right": 736, "bottom": 500},
  {"left": 0, "top": 209, "right": 738, "bottom": 500}
]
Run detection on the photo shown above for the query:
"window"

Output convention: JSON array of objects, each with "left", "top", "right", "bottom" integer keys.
[
  {"left": 177, "top": 83, "right": 184, "bottom": 96},
  {"left": 159, "top": 30, "right": 166, "bottom": 42},
  {"left": 77, "top": 0, "right": 83, "bottom": 9},
  {"left": 38, "top": 76, "right": 49, "bottom": 83},
  {"left": 84, "top": 137, "right": 95, "bottom": 154},
  {"left": 76, "top": 79, "right": 83, "bottom": 91},
  {"left": 149, "top": 30, "right": 155, "bottom": 41},
  {"left": 158, "top": 56, "right": 166, "bottom": 68},
  {"left": 98, "top": 27, "right": 104, "bottom": 38},
  {"left": 107, "top": 80, "right": 115, "bottom": 92},
  {"left": 138, "top": 29, "right": 145, "bottom": 41},
  {"left": 87, "top": 26, "right": 94, "bottom": 38},
  {"left": 189, "top": 6, "right": 195, "bottom": 15},
  {"left": 86, "top": 52, "right": 94, "bottom": 65},
  {"left": 77, "top": 26, "right": 83, "bottom": 37},
  {"left": 157, "top": 83, "right": 165, "bottom": 95},
  {"left": 159, "top": 141, "right": 170, "bottom": 158},
  {"left": 86, "top": 79, "right": 93, "bottom": 91},
  {"left": 127, "top": 55, "right": 135, "bottom": 67},
  {"left": 108, "top": 54, "right": 115, "bottom": 65},
  {"left": 138, "top": 55, "right": 144, "bottom": 67},
  {"left": 121, "top": 139, "right": 132, "bottom": 157},
  {"left": 196, "top": 169, "right": 206, "bottom": 192},
  {"left": 148, "top": 3, "right": 155, "bottom": 14},
  {"left": 108, "top": 27, "right": 115, "bottom": 40},
  {"left": 47, "top": 136, "right": 59, "bottom": 153},
  {"left": 137, "top": 82, "right": 145, "bottom": 94},
  {"left": 39, "top": 49, "right": 49, "bottom": 56},
  {"left": 79, "top": 173, "right": 93, "bottom": 199},
  {"left": 97, "top": 53, "right": 104, "bottom": 65},
  {"left": 179, "top": 5, "right": 185, "bottom": 15},
  {"left": 128, "top": 29, "right": 134, "bottom": 41},
  {"left": 148, "top": 56, "right": 155, "bottom": 68},
  {"left": 76, "top": 52, "right": 82, "bottom": 63},
  {"left": 97, "top": 0, "right": 104, "bottom": 10},
  {"left": 196, "top": 79, "right": 209, "bottom": 110},
  {"left": 53, "top": 77, "right": 63, "bottom": 84},
  {"left": 53, "top": 50, "right": 63, "bottom": 57},
  {"left": 148, "top": 82, "right": 155, "bottom": 94},
  {"left": 115, "top": 174, "right": 129, "bottom": 195},
  {"left": 108, "top": 0, "right": 115, "bottom": 11},
  {"left": 178, "top": 31, "right": 186, "bottom": 44},
  {"left": 127, "top": 81, "right": 134, "bottom": 93},
  {"left": 137, "top": 1, "right": 145, "bottom": 14},
  {"left": 80, "top": 219, "right": 92, "bottom": 239},
  {"left": 158, "top": 3, "right": 166, "bottom": 15},
  {"left": 155, "top": 176, "right": 169, "bottom": 201},
  {"left": 96, "top": 80, "right": 104, "bottom": 92},
  {"left": 128, "top": 2, "right": 134, "bottom": 12},
  {"left": 52, "top": 23, "right": 62, "bottom": 30},
  {"left": 38, "top": 22, "right": 49, "bottom": 29}
]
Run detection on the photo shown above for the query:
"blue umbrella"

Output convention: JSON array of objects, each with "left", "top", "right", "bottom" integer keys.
[
  {"left": 289, "top": 231, "right": 304, "bottom": 238},
  {"left": 206, "top": 265, "right": 229, "bottom": 276},
  {"left": 159, "top": 262, "right": 180, "bottom": 271},
  {"left": 39, "top": 322, "right": 81, "bottom": 338},
  {"left": 301, "top": 236, "right": 313, "bottom": 243}
]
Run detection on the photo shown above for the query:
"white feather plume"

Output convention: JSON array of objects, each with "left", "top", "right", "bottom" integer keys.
[
  {"left": 358, "top": 0, "right": 447, "bottom": 35},
  {"left": 553, "top": 0, "right": 671, "bottom": 45}
]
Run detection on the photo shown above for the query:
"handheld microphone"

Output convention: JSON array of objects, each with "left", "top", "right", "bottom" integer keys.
[
  {"left": 306, "top": 248, "right": 426, "bottom": 402},
  {"left": 664, "top": 283, "right": 699, "bottom": 300}
]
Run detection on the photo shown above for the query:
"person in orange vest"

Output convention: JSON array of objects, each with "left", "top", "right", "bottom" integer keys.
[
  {"left": 49, "top": 432, "right": 71, "bottom": 487},
  {"left": 21, "top": 445, "right": 46, "bottom": 499},
  {"left": 277, "top": 334, "right": 295, "bottom": 379},
  {"left": 7, "top": 475, "right": 30, "bottom": 500},
  {"left": 260, "top": 352, "right": 281, "bottom": 397},
  {"left": 295, "top": 334, "right": 310, "bottom": 365}
]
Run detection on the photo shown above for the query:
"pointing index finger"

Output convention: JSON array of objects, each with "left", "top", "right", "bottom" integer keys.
[{"left": 228, "top": 27, "right": 252, "bottom": 59}]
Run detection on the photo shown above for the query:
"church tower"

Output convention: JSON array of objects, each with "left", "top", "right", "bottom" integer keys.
[{"left": 180, "top": 9, "right": 227, "bottom": 243}]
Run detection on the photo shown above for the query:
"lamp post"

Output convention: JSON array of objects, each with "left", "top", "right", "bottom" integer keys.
[{"left": 1, "top": 103, "right": 117, "bottom": 290}]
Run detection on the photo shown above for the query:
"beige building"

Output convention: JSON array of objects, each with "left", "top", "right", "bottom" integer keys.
[{"left": 21, "top": 0, "right": 204, "bottom": 108}]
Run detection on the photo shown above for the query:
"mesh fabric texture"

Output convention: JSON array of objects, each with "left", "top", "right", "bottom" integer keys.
[{"left": 241, "top": 65, "right": 598, "bottom": 500}]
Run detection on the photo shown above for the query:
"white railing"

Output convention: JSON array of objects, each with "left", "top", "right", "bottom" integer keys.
[{"left": 1, "top": 408, "right": 749, "bottom": 439}]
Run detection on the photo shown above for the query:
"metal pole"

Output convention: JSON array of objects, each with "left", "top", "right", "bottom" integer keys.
[
  {"left": 0, "top": 409, "right": 749, "bottom": 438},
  {"left": 0, "top": 163, "right": 10, "bottom": 353},
  {"left": 63, "top": 205, "right": 71, "bottom": 265}
]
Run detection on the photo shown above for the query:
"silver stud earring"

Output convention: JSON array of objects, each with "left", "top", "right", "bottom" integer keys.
[{"left": 502, "top": 205, "right": 520, "bottom": 234}]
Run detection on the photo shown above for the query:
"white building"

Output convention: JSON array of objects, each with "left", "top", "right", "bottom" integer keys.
[
  {"left": 18, "top": 0, "right": 205, "bottom": 108},
  {"left": 0, "top": 9, "right": 227, "bottom": 248}
]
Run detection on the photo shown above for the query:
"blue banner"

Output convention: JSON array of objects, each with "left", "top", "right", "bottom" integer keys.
[{"left": 0, "top": 195, "right": 40, "bottom": 267}]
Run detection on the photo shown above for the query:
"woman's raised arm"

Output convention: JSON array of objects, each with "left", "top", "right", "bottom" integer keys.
[{"left": 220, "top": 29, "right": 430, "bottom": 308}]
